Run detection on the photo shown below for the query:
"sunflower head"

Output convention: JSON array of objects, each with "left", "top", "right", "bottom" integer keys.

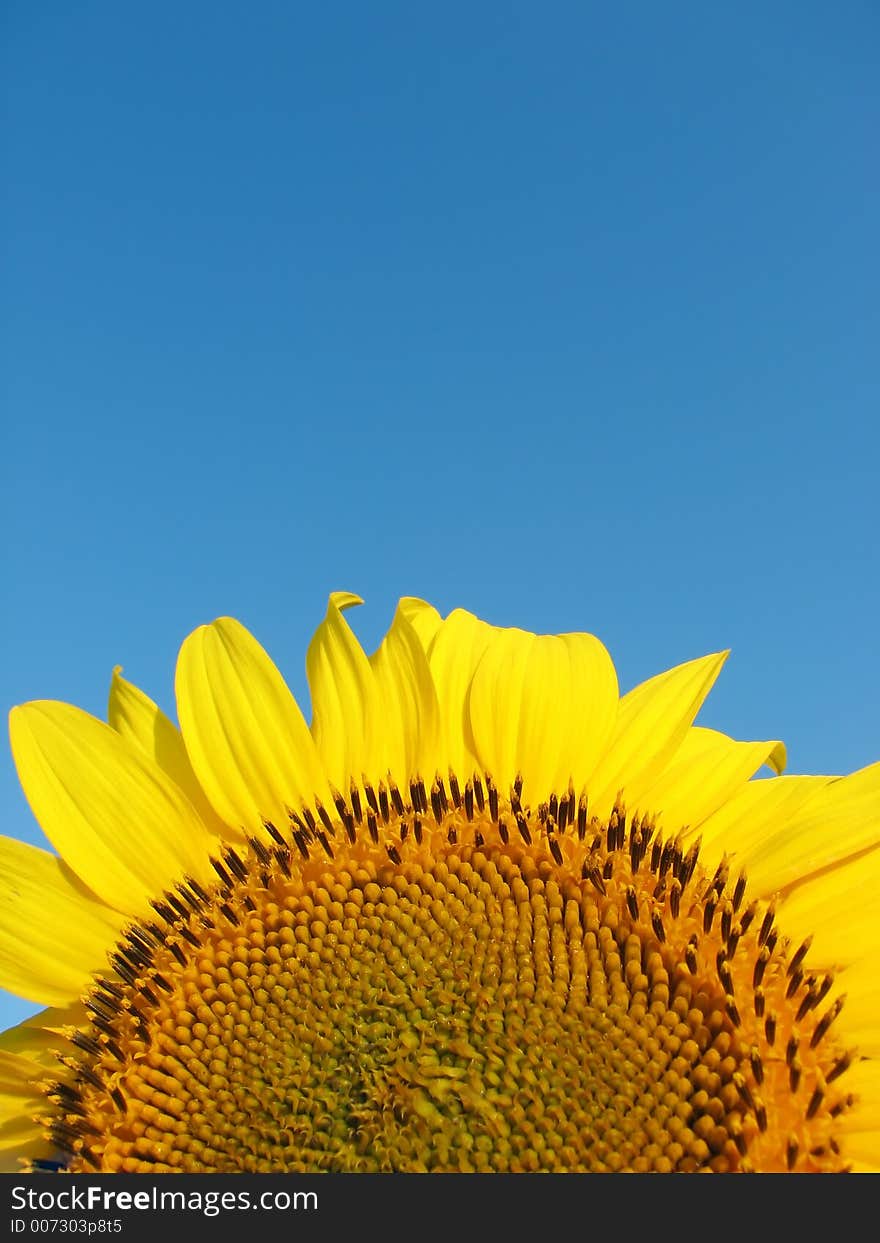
[{"left": 1, "top": 594, "right": 878, "bottom": 1172}]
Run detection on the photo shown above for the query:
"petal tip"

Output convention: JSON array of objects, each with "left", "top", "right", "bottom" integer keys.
[
  {"left": 328, "top": 591, "right": 364, "bottom": 613},
  {"left": 8, "top": 701, "right": 39, "bottom": 739},
  {"left": 768, "top": 741, "right": 788, "bottom": 775}
]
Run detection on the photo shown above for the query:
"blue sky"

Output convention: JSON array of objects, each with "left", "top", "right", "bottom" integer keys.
[{"left": 1, "top": 2, "right": 878, "bottom": 1030}]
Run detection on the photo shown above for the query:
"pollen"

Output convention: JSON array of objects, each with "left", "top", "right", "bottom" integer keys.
[{"left": 46, "top": 775, "right": 855, "bottom": 1173}]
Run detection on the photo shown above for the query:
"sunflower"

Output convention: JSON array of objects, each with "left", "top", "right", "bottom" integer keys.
[{"left": 1, "top": 594, "right": 878, "bottom": 1173}]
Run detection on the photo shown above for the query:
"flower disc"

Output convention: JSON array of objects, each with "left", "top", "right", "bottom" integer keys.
[{"left": 53, "top": 779, "right": 851, "bottom": 1173}]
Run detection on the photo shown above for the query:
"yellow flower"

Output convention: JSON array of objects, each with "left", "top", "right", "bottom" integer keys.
[{"left": 1, "top": 594, "right": 878, "bottom": 1173}]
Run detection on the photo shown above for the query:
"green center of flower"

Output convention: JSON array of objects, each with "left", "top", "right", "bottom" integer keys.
[{"left": 45, "top": 776, "right": 854, "bottom": 1172}]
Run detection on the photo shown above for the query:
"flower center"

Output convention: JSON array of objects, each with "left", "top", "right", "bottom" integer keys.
[{"left": 46, "top": 775, "right": 854, "bottom": 1172}]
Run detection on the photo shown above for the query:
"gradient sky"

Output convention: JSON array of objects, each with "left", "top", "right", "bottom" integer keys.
[{"left": 2, "top": 2, "right": 878, "bottom": 1030}]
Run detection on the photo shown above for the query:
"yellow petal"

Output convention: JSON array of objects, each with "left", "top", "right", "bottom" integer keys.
[
  {"left": 176, "top": 616, "right": 330, "bottom": 834},
  {"left": 0, "top": 1051, "right": 44, "bottom": 1100},
  {"left": 639, "top": 726, "right": 787, "bottom": 836},
  {"left": 466, "top": 628, "right": 618, "bottom": 798},
  {"left": 426, "top": 608, "right": 496, "bottom": 778},
  {"left": 108, "top": 667, "right": 229, "bottom": 838},
  {"left": 0, "top": 1131, "right": 52, "bottom": 1171},
  {"left": 0, "top": 837, "right": 124, "bottom": 1006},
  {"left": 692, "top": 773, "right": 830, "bottom": 870},
  {"left": 741, "top": 761, "right": 880, "bottom": 897},
  {"left": 306, "top": 594, "right": 384, "bottom": 791},
  {"left": 0, "top": 1134, "right": 51, "bottom": 1171},
  {"left": 587, "top": 652, "right": 729, "bottom": 820},
  {"left": 778, "top": 846, "right": 880, "bottom": 975},
  {"left": 397, "top": 597, "right": 444, "bottom": 651},
  {"left": 0, "top": 1003, "right": 87, "bottom": 1067},
  {"left": 369, "top": 602, "right": 440, "bottom": 785},
  {"left": 828, "top": 959, "right": 880, "bottom": 1056},
  {"left": 462, "top": 626, "right": 532, "bottom": 791},
  {"left": 108, "top": 666, "right": 174, "bottom": 760},
  {"left": 0, "top": 1004, "right": 83, "bottom": 1169},
  {"left": 9, "top": 702, "right": 217, "bottom": 917},
  {"left": 838, "top": 1059, "right": 880, "bottom": 1171},
  {"left": 0, "top": 1048, "right": 49, "bottom": 1171}
]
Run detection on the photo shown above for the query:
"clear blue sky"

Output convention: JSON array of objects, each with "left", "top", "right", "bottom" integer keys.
[{"left": 2, "top": 2, "right": 878, "bottom": 1029}]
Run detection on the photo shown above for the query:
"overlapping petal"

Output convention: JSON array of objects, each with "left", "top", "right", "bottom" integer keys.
[
  {"left": 176, "top": 616, "right": 330, "bottom": 834},
  {"left": 690, "top": 772, "right": 831, "bottom": 869},
  {"left": 466, "top": 627, "right": 618, "bottom": 798},
  {"left": 742, "top": 761, "right": 880, "bottom": 897},
  {"left": 638, "top": 726, "right": 786, "bottom": 835},
  {"left": 0, "top": 1006, "right": 83, "bottom": 1172},
  {"left": 0, "top": 1049, "right": 48, "bottom": 1170},
  {"left": 369, "top": 601, "right": 440, "bottom": 785},
  {"left": 0, "top": 838, "right": 125, "bottom": 1005},
  {"left": 8, "top": 702, "right": 217, "bottom": 916},
  {"left": 307, "top": 594, "right": 444, "bottom": 792},
  {"left": 778, "top": 845, "right": 880, "bottom": 973},
  {"left": 306, "top": 594, "right": 385, "bottom": 791},
  {"left": 836, "top": 1059, "right": 880, "bottom": 1169},
  {"left": 424, "top": 608, "right": 496, "bottom": 777},
  {"left": 396, "top": 597, "right": 443, "bottom": 652},
  {"left": 108, "top": 668, "right": 228, "bottom": 838},
  {"left": 586, "top": 651, "right": 729, "bottom": 819}
]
